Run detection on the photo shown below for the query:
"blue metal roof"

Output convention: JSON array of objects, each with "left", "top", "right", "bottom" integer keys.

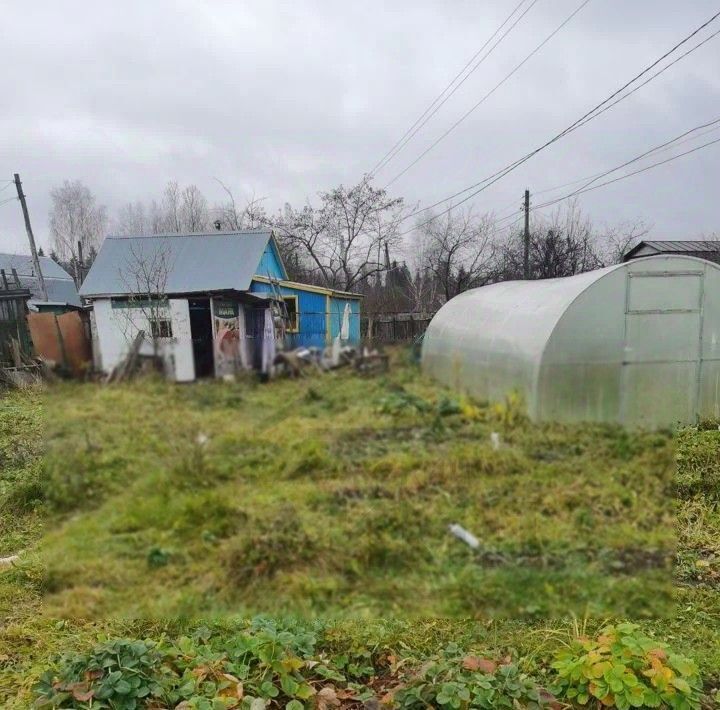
[{"left": 79, "top": 230, "right": 275, "bottom": 297}]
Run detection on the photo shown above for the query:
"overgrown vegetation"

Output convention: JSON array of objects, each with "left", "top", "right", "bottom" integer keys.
[{"left": 0, "top": 353, "right": 718, "bottom": 707}]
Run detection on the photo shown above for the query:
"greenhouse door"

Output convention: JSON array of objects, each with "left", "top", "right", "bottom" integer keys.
[{"left": 620, "top": 270, "right": 703, "bottom": 427}]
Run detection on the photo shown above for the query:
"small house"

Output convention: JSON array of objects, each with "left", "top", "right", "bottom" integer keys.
[
  {"left": 0, "top": 253, "right": 90, "bottom": 372},
  {"left": 0, "top": 253, "right": 81, "bottom": 312},
  {"left": 79, "top": 229, "right": 362, "bottom": 381},
  {"left": 624, "top": 239, "right": 720, "bottom": 265}
]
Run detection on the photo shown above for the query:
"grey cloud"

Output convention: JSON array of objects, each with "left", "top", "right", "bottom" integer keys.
[{"left": 1, "top": 0, "right": 719, "bottom": 254}]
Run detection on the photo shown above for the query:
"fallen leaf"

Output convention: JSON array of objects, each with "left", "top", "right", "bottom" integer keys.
[
  {"left": 462, "top": 656, "right": 497, "bottom": 674},
  {"left": 317, "top": 685, "right": 341, "bottom": 709},
  {"left": 336, "top": 688, "right": 357, "bottom": 700},
  {"left": 538, "top": 688, "right": 563, "bottom": 710},
  {"left": 70, "top": 684, "right": 94, "bottom": 702}
]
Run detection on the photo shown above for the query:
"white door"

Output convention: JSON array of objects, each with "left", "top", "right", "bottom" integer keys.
[{"left": 620, "top": 270, "right": 703, "bottom": 427}]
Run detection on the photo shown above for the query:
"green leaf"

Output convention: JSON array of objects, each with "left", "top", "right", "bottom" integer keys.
[{"left": 114, "top": 679, "right": 132, "bottom": 695}]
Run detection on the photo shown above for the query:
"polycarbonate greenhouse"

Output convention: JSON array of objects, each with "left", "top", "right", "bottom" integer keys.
[{"left": 422, "top": 255, "right": 720, "bottom": 427}]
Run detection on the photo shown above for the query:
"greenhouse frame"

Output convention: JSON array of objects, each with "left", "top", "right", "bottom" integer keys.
[{"left": 421, "top": 255, "right": 720, "bottom": 427}]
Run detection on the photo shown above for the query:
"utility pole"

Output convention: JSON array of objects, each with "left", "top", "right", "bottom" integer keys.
[
  {"left": 523, "top": 188, "right": 530, "bottom": 280},
  {"left": 13, "top": 173, "right": 48, "bottom": 300},
  {"left": 77, "top": 240, "right": 84, "bottom": 288}
]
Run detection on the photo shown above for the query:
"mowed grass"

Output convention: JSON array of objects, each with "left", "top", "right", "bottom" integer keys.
[{"left": 0, "top": 352, "right": 719, "bottom": 706}]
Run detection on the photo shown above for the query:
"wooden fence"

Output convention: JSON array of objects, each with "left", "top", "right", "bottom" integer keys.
[
  {"left": 361, "top": 313, "right": 435, "bottom": 342},
  {"left": 0, "top": 268, "right": 32, "bottom": 367}
]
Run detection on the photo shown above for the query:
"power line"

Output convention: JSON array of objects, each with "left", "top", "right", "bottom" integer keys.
[
  {"left": 396, "top": 9, "right": 720, "bottom": 234},
  {"left": 385, "top": 0, "right": 594, "bottom": 187},
  {"left": 483, "top": 119, "right": 720, "bottom": 219},
  {"left": 0, "top": 196, "right": 18, "bottom": 207},
  {"left": 370, "top": 0, "right": 540, "bottom": 176},
  {"left": 534, "top": 134, "right": 720, "bottom": 211},
  {"left": 533, "top": 118, "right": 720, "bottom": 201},
  {"left": 562, "top": 26, "right": 720, "bottom": 138},
  {"left": 481, "top": 119, "right": 720, "bottom": 231}
]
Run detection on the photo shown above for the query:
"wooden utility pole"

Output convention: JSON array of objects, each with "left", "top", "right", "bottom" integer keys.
[
  {"left": 523, "top": 188, "right": 530, "bottom": 280},
  {"left": 76, "top": 239, "right": 84, "bottom": 288},
  {"left": 13, "top": 173, "right": 48, "bottom": 300}
]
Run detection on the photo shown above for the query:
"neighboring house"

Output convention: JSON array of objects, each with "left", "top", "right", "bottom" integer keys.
[
  {"left": 0, "top": 252, "right": 81, "bottom": 311},
  {"left": 624, "top": 240, "right": 720, "bottom": 265},
  {"left": 79, "top": 229, "right": 362, "bottom": 381}
]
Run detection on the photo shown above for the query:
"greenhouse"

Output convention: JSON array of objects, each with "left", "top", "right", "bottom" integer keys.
[{"left": 421, "top": 255, "right": 720, "bottom": 427}]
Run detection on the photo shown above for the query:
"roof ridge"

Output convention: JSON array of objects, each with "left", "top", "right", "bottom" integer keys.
[{"left": 106, "top": 229, "right": 272, "bottom": 240}]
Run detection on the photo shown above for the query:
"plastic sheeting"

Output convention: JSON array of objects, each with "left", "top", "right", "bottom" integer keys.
[{"left": 422, "top": 255, "right": 720, "bottom": 427}]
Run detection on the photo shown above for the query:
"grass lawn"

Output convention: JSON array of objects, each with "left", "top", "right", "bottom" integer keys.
[{"left": 0, "top": 352, "right": 718, "bottom": 707}]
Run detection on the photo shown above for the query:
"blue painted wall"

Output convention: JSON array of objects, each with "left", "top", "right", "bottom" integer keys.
[
  {"left": 256, "top": 239, "right": 286, "bottom": 280},
  {"left": 250, "top": 279, "right": 362, "bottom": 348},
  {"left": 328, "top": 296, "right": 361, "bottom": 344},
  {"left": 250, "top": 281, "right": 328, "bottom": 348}
]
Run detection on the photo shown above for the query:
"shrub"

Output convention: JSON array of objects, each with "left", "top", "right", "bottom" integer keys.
[{"left": 552, "top": 622, "right": 702, "bottom": 709}]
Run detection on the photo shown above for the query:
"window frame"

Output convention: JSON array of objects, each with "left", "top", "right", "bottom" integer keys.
[
  {"left": 150, "top": 317, "right": 173, "bottom": 339},
  {"left": 282, "top": 295, "right": 300, "bottom": 333}
]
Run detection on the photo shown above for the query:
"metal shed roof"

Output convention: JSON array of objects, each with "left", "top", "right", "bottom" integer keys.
[
  {"left": 0, "top": 252, "right": 80, "bottom": 307},
  {"left": 79, "top": 230, "right": 275, "bottom": 297},
  {"left": 624, "top": 239, "right": 720, "bottom": 260}
]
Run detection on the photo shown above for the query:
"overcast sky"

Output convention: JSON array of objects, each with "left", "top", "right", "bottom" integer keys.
[{"left": 1, "top": 0, "right": 719, "bottom": 255}]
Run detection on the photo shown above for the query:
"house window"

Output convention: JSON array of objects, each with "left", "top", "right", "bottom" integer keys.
[
  {"left": 282, "top": 296, "right": 299, "bottom": 332},
  {"left": 150, "top": 317, "right": 173, "bottom": 339}
]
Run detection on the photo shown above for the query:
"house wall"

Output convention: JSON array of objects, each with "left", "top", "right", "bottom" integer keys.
[
  {"left": 328, "top": 296, "right": 361, "bottom": 344},
  {"left": 92, "top": 297, "right": 194, "bottom": 381},
  {"left": 256, "top": 241, "right": 286, "bottom": 280},
  {"left": 250, "top": 281, "right": 328, "bottom": 348}
]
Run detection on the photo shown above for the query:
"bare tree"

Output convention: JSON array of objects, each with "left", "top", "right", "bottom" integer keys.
[
  {"left": 180, "top": 184, "right": 209, "bottom": 232},
  {"left": 115, "top": 201, "right": 148, "bottom": 236},
  {"left": 499, "top": 199, "right": 604, "bottom": 279},
  {"left": 114, "top": 181, "right": 213, "bottom": 235},
  {"left": 49, "top": 180, "right": 108, "bottom": 264},
  {"left": 271, "top": 176, "right": 406, "bottom": 292},
  {"left": 161, "top": 181, "right": 182, "bottom": 233},
  {"left": 118, "top": 242, "right": 175, "bottom": 361},
  {"left": 213, "top": 180, "right": 268, "bottom": 231},
  {"left": 598, "top": 219, "right": 652, "bottom": 264},
  {"left": 411, "top": 206, "right": 497, "bottom": 305}
]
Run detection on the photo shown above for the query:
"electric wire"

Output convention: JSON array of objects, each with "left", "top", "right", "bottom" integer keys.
[
  {"left": 370, "top": 0, "right": 540, "bottom": 176},
  {"left": 395, "top": 9, "right": 720, "bottom": 234},
  {"left": 384, "top": 0, "right": 594, "bottom": 187},
  {"left": 481, "top": 121, "right": 720, "bottom": 233},
  {"left": 533, "top": 134, "right": 720, "bottom": 211}
]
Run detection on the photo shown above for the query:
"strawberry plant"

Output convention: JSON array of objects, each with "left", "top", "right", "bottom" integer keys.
[
  {"left": 33, "top": 639, "right": 169, "bottom": 709},
  {"left": 551, "top": 622, "right": 702, "bottom": 709},
  {"left": 392, "top": 643, "right": 556, "bottom": 709}
]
